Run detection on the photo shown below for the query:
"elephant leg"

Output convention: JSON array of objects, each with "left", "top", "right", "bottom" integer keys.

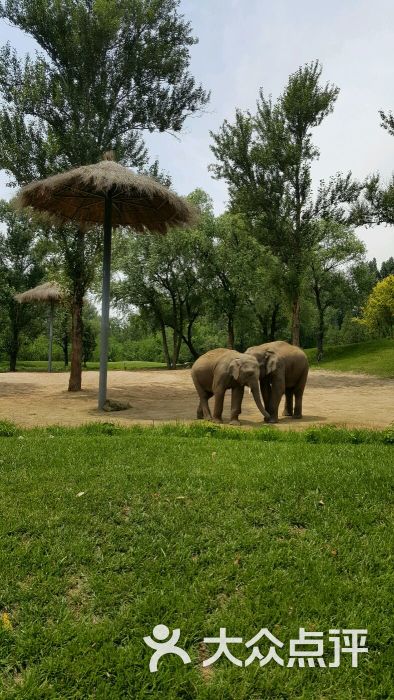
[
  {"left": 283, "top": 389, "right": 294, "bottom": 416},
  {"left": 230, "top": 385, "right": 244, "bottom": 425},
  {"left": 194, "top": 382, "right": 212, "bottom": 420},
  {"left": 293, "top": 368, "right": 308, "bottom": 418},
  {"left": 260, "top": 379, "right": 271, "bottom": 422},
  {"left": 268, "top": 379, "right": 285, "bottom": 423},
  {"left": 197, "top": 391, "right": 213, "bottom": 419},
  {"left": 293, "top": 397, "right": 303, "bottom": 418},
  {"left": 293, "top": 388, "right": 303, "bottom": 418},
  {"left": 294, "top": 367, "right": 308, "bottom": 418},
  {"left": 212, "top": 389, "right": 226, "bottom": 423}
]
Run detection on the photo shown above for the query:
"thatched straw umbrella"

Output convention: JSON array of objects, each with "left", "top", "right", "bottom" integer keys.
[
  {"left": 16, "top": 154, "right": 196, "bottom": 409},
  {"left": 15, "top": 282, "right": 63, "bottom": 372}
]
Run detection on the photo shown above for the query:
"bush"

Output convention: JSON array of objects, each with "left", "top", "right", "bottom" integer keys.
[
  {"left": 22, "top": 334, "right": 63, "bottom": 361},
  {"left": 339, "top": 313, "right": 373, "bottom": 344}
]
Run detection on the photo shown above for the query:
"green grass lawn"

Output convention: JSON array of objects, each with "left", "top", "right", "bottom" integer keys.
[
  {"left": 0, "top": 422, "right": 393, "bottom": 699},
  {"left": 305, "top": 339, "right": 394, "bottom": 378},
  {"left": 0, "top": 360, "right": 166, "bottom": 373}
]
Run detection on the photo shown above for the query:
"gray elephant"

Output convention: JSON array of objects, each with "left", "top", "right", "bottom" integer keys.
[
  {"left": 246, "top": 341, "right": 309, "bottom": 423},
  {"left": 191, "top": 348, "right": 270, "bottom": 425}
]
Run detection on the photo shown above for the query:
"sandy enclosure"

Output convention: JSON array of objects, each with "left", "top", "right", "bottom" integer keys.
[{"left": 0, "top": 368, "right": 393, "bottom": 430}]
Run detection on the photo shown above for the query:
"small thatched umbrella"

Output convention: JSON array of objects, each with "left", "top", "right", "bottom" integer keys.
[
  {"left": 16, "top": 154, "right": 196, "bottom": 409},
  {"left": 15, "top": 281, "right": 63, "bottom": 372}
]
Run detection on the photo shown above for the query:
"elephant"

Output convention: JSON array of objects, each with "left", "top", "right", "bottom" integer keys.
[
  {"left": 246, "top": 341, "right": 309, "bottom": 423},
  {"left": 191, "top": 348, "right": 270, "bottom": 425}
]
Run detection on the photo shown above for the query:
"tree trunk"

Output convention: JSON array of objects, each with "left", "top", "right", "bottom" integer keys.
[
  {"left": 227, "top": 315, "right": 235, "bottom": 349},
  {"left": 256, "top": 312, "right": 269, "bottom": 341},
  {"left": 62, "top": 332, "right": 69, "bottom": 367},
  {"left": 68, "top": 292, "right": 84, "bottom": 391},
  {"left": 269, "top": 302, "right": 280, "bottom": 341},
  {"left": 159, "top": 319, "right": 171, "bottom": 369},
  {"left": 172, "top": 334, "right": 182, "bottom": 369},
  {"left": 291, "top": 297, "right": 301, "bottom": 347},
  {"left": 313, "top": 281, "right": 325, "bottom": 362},
  {"left": 182, "top": 332, "right": 199, "bottom": 360},
  {"left": 316, "top": 324, "right": 324, "bottom": 362},
  {"left": 9, "top": 347, "right": 17, "bottom": 372},
  {"left": 181, "top": 313, "right": 200, "bottom": 360},
  {"left": 9, "top": 312, "right": 19, "bottom": 372}
]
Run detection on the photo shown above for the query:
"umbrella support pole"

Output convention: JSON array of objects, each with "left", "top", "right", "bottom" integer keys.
[
  {"left": 98, "top": 194, "right": 112, "bottom": 410},
  {"left": 48, "top": 300, "right": 54, "bottom": 373}
]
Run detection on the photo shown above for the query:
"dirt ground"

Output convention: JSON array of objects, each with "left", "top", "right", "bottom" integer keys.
[{"left": 0, "top": 368, "right": 393, "bottom": 430}]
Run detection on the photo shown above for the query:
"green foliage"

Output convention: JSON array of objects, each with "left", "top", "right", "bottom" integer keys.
[
  {"left": 352, "top": 109, "right": 394, "bottom": 226},
  {"left": 0, "top": 0, "right": 209, "bottom": 387},
  {"left": 210, "top": 60, "right": 363, "bottom": 344},
  {"left": 360, "top": 275, "right": 394, "bottom": 337},
  {"left": 0, "top": 0, "right": 210, "bottom": 180},
  {"left": 82, "top": 321, "right": 97, "bottom": 365},
  {"left": 116, "top": 216, "right": 208, "bottom": 367},
  {"left": 202, "top": 211, "right": 278, "bottom": 348},
  {"left": 0, "top": 201, "right": 46, "bottom": 369},
  {"left": 22, "top": 333, "right": 63, "bottom": 361},
  {"left": 115, "top": 191, "right": 285, "bottom": 363},
  {"left": 331, "top": 312, "right": 372, "bottom": 345},
  {"left": 380, "top": 256, "right": 394, "bottom": 280},
  {"left": 309, "top": 220, "right": 365, "bottom": 357},
  {"left": 354, "top": 173, "right": 394, "bottom": 226}
]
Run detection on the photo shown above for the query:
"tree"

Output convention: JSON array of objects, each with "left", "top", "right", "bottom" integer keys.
[
  {"left": 82, "top": 324, "right": 97, "bottom": 367},
  {"left": 360, "top": 275, "right": 394, "bottom": 338},
  {"left": 53, "top": 306, "right": 71, "bottom": 367},
  {"left": 346, "top": 259, "right": 379, "bottom": 316},
  {"left": 379, "top": 257, "right": 394, "bottom": 280},
  {"left": 0, "top": 0, "right": 209, "bottom": 388},
  {"left": 380, "top": 109, "right": 394, "bottom": 137},
  {"left": 0, "top": 201, "right": 44, "bottom": 370},
  {"left": 309, "top": 221, "right": 365, "bottom": 359},
  {"left": 352, "top": 108, "right": 394, "bottom": 227},
  {"left": 353, "top": 174, "right": 394, "bottom": 227},
  {"left": 210, "top": 60, "right": 361, "bottom": 346},
  {"left": 117, "top": 225, "right": 208, "bottom": 368},
  {"left": 203, "top": 212, "right": 275, "bottom": 349}
]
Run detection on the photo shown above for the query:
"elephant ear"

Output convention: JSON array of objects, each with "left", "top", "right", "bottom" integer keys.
[
  {"left": 230, "top": 358, "right": 242, "bottom": 381},
  {"left": 264, "top": 350, "right": 278, "bottom": 375}
]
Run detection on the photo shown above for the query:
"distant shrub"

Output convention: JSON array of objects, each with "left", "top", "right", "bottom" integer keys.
[
  {"left": 338, "top": 313, "right": 373, "bottom": 344},
  {"left": 22, "top": 335, "right": 63, "bottom": 361}
]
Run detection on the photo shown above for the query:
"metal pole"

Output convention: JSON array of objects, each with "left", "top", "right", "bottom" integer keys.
[
  {"left": 48, "top": 300, "right": 54, "bottom": 373},
  {"left": 98, "top": 193, "right": 112, "bottom": 410}
]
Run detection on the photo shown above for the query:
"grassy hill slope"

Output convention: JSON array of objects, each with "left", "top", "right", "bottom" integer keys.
[{"left": 305, "top": 339, "right": 394, "bottom": 378}]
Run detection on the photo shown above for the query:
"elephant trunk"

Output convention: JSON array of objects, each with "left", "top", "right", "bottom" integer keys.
[{"left": 250, "top": 380, "right": 270, "bottom": 420}]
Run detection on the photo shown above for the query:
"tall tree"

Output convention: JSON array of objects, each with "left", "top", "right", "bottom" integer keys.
[
  {"left": 352, "top": 108, "right": 394, "bottom": 227},
  {"left": 346, "top": 259, "right": 379, "bottom": 316},
  {"left": 203, "top": 212, "right": 274, "bottom": 349},
  {"left": 0, "top": 201, "right": 44, "bottom": 370},
  {"left": 379, "top": 257, "right": 394, "bottom": 280},
  {"left": 210, "top": 61, "right": 361, "bottom": 346},
  {"left": 309, "top": 221, "right": 365, "bottom": 359},
  {"left": 0, "top": 0, "right": 209, "bottom": 388},
  {"left": 116, "top": 225, "right": 208, "bottom": 368}
]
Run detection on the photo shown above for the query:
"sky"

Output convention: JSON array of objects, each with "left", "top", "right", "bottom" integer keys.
[{"left": 0, "top": 0, "right": 393, "bottom": 264}]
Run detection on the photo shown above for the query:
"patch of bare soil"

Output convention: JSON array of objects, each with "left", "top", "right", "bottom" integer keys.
[{"left": 0, "top": 369, "right": 393, "bottom": 430}]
